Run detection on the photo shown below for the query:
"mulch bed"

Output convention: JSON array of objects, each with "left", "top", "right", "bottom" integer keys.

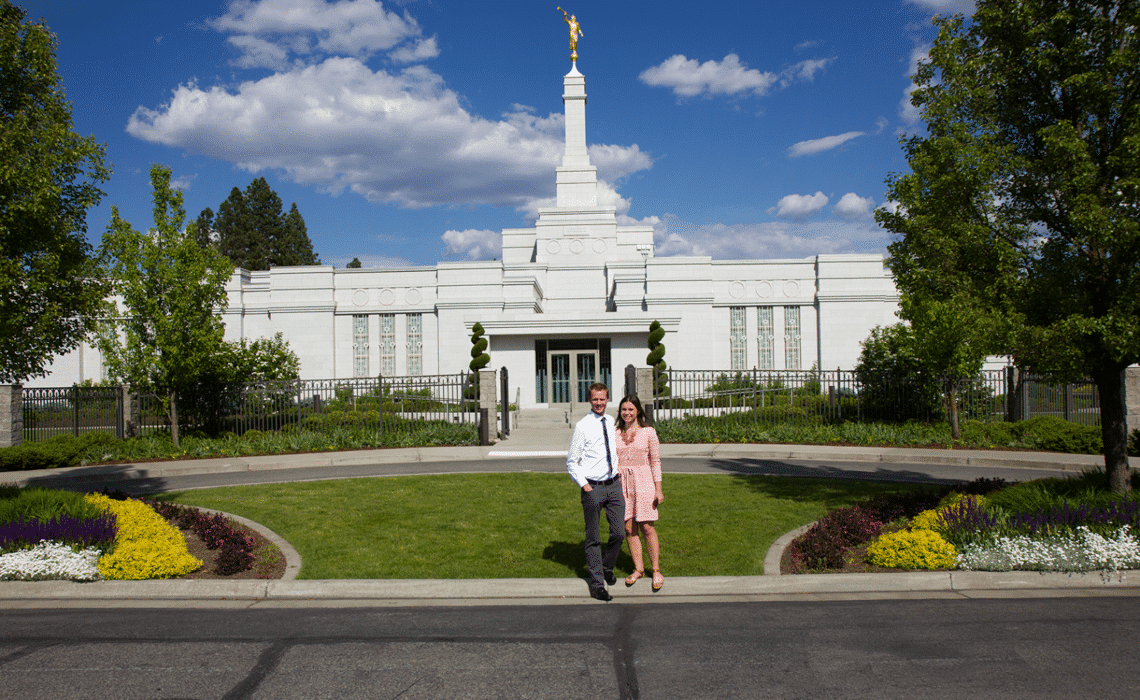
[{"left": 174, "top": 519, "right": 288, "bottom": 580}]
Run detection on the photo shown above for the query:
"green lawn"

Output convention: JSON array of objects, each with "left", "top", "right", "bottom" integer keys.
[{"left": 159, "top": 473, "right": 928, "bottom": 579}]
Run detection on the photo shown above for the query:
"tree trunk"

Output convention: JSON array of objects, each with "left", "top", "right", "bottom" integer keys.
[
  {"left": 1092, "top": 365, "right": 1130, "bottom": 494},
  {"left": 169, "top": 389, "right": 180, "bottom": 448}
]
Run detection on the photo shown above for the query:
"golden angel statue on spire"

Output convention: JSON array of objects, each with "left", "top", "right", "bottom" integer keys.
[{"left": 558, "top": 7, "right": 583, "bottom": 61}]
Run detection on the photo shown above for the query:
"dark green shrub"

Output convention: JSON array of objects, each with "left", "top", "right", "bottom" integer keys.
[
  {"left": 1130, "top": 429, "right": 1140, "bottom": 457},
  {"left": 1012, "top": 416, "right": 1102, "bottom": 454},
  {"left": 0, "top": 432, "right": 118, "bottom": 472},
  {"left": 982, "top": 421, "right": 1014, "bottom": 445}
]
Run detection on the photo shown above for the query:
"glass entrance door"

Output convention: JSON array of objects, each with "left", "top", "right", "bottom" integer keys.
[
  {"left": 576, "top": 352, "right": 596, "bottom": 403},
  {"left": 548, "top": 350, "right": 598, "bottom": 412}
]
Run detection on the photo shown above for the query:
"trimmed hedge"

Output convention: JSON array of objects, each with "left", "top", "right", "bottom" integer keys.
[{"left": 0, "top": 433, "right": 117, "bottom": 471}]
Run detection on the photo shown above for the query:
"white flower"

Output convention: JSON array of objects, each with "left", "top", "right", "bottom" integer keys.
[
  {"left": 0, "top": 541, "right": 102, "bottom": 582},
  {"left": 957, "top": 526, "right": 1140, "bottom": 574}
]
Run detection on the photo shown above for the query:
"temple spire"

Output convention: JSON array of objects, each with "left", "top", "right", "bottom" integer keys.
[{"left": 556, "top": 64, "right": 598, "bottom": 208}]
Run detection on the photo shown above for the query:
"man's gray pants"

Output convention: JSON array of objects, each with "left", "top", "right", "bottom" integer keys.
[{"left": 581, "top": 477, "right": 625, "bottom": 591}]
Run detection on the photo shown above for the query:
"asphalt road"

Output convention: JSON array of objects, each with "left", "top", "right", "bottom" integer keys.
[
  {"left": 26, "top": 456, "right": 1069, "bottom": 496},
  {"left": 3, "top": 597, "right": 1139, "bottom": 699}
]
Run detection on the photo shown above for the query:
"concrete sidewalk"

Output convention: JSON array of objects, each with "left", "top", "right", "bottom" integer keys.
[{"left": 6, "top": 441, "right": 1127, "bottom": 488}]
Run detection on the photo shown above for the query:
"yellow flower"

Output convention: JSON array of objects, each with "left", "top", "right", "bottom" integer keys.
[
  {"left": 84, "top": 494, "right": 202, "bottom": 580},
  {"left": 866, "top": 529, "right": 958, "bottom": 570}
]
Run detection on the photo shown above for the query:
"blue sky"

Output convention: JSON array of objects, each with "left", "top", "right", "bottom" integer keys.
[{"left": 22, "top": 0, "right": 974, "bottom": 268}]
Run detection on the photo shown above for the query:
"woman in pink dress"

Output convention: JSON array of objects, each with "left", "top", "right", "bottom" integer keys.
[{"left": 615, "top": 394, "right": 665, "bottom": 591}]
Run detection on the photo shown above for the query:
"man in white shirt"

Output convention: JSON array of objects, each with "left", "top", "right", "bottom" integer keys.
[{"left": 566, "top": 382, "right": 625, "bottom": 601}]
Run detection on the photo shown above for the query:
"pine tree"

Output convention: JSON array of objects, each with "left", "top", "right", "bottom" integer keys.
[
  {"left": 203, "top": 178, "right": 319, "bottom": 270},
  {"left": 281, "top": 202, "right": 319, "bottom": 266}
]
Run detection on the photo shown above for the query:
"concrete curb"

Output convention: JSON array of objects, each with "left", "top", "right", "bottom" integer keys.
[{"left": 3, "top": 571, "right": 1137, "bottom": 605}]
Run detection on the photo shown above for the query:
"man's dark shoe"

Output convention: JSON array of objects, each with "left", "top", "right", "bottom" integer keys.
[
  {"left": 604, "top": 570, "right": 617, "bottom": 586},
  {"left": 590, "top": 587, "right": 613, "bottom": 601}
]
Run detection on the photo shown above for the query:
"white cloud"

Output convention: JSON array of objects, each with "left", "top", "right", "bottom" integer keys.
[
  {"left": 442, "top": 228, "right": 501, "bottom": 261},
  {"left": 787, "top": 131, "right": 865, "bottom": 157},
  {"left": 649, "top": 214, "right": 891, "bottom": 260},
  {"left": 208, "top": 0, "right": 430, "bottom": 68},
  {"left": 640, "top": 53, "right": 833, "bottom": 100},
  {"left": 639, "top": 54, "right": 778, "bottom": 98},
  {"left": 784, "top": 57, "right": 835, "bottom": 85},
  {"left": 169, "top": 175, "right": 195, "bottom": 191},
  {"left": 126, "top": 58, "right": 651, "bottom": 211},
  {"left": 771, "top": 191, "right": 829, "bottom": 219},
  {"left": 906, "top": 0, "right": 975, "bottom": 11},
  {"left": 833, "top": 192, "right": 876, "bottom": 221},
  {"left": 900, "top": 45, "right": 929, "bottom": 126},
  {"left": 878, "top": 200, "right": 902, "bottom": 215},
  {"left": 390, "top": 36, "right": 439, "bottom": 64}
]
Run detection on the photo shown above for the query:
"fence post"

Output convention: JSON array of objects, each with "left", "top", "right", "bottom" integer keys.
[
  {"left": 0, "top": 384, "right": 22, "bottom": 447},
  {"left": 118, "top": 386, "right": 128, "bottom": 439},
  {"left": 1124, "top": 366, "right": 1140, "bottom": 445},
  {"left": 500, "top": 366, "right": 510, "bottom": 437}
]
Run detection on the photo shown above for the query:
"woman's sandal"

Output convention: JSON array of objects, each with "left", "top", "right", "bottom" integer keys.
[
  {"left": 625, "top": 570, "right": 645, "bottom": 586},
  {"left": 651, "top": 569, "right": 664, "bottom": 591}
]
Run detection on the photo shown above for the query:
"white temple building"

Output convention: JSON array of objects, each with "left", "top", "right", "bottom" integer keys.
[{"left": 32, "top": 62, "right": 901, "bottom": 409}]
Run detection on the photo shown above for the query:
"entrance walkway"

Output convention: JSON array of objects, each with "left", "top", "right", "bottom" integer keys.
[{"left": 489, "top": 407, "right": 576, "bottom": 456}]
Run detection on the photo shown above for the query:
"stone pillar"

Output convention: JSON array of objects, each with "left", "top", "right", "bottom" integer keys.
[
  {"left": 121, "top": 385, "right": 141, "bottom": 439},
  {"left": 0, "top": 384, "right": 23, "bottom": 447},
  {"left": 1124, "top": 366, "right": 1140, "bottom": 444},
  {"left": 478, "top": 370, "right": 497, "bottom": 413},
  {"left": 634, "top": 367, "right": 655, "bottom": 404}
]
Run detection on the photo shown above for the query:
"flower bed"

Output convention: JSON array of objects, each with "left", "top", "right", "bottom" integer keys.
[
  {"left": 783, "top": 472, "right": 1140, "bottom": 575},
  {"left": 1, "top": 487, "right": 274, "bottom": 581}
]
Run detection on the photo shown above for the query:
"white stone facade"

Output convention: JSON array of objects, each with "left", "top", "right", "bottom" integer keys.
[{"left": 28, "top": 63, "right": 900, "bottom": 407}]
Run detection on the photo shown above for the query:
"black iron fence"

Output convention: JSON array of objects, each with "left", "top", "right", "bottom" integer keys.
[
  {"left": 22, "top": 386, "right": 124, "bottom": 443},
  {"left": 168, "top": 373, "right": 474, "bottom": 438},
  {"left": 1018, "top": 374, "right": 1100, "bottom": 426},
  {"left": 22, "top": 374, "right": 474, "bottom": 442},
  {"left": 652, "top": 368, "right": 1100, "bottom": 428},
  {"left": 17, "top": 368, "right": 1101, "bottom": 443}
]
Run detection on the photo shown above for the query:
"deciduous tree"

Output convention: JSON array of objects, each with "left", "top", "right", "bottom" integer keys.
[
  {"left": 0, "top": 0, "right": 110, "bottom": 382},
  {"left": 98, "top": 164, "right": 234, "bottom": 446},
  {"left": 877, "top": 1, "right": 1140, "bottom": 491}
]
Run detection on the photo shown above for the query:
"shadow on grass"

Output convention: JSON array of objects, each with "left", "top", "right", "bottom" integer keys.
[
  {"left": 542, "top": 540, "right": 637, "bottom": 580},
  {"left": 696, "top": 458, "right": 959, "bottom": 504}
]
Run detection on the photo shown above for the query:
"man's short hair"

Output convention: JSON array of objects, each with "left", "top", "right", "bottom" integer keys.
[{"left": 587, "top": 382, "right": 609, "bottom": 399}]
